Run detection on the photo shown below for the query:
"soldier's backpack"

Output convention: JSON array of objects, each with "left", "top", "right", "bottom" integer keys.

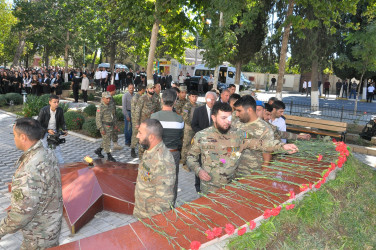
[{"left": 359, "top": 118, "right": 376, "bottom": 141}]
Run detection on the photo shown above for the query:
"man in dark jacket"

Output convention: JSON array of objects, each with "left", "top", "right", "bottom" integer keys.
[
  {"left": 37, "top": 94, "right": 67, "bottom": 164},
  {"left": 71, "top": 72, "right": 81, "bottom": 103}
]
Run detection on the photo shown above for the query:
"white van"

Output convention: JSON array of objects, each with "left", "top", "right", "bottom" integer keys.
[{"left": 193, "top": 64, "right": 251, "bottom": 89}]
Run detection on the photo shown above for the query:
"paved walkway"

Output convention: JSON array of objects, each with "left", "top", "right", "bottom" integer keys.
[{"left": 0, "top": 110, "right": 199, "bottom": 249}]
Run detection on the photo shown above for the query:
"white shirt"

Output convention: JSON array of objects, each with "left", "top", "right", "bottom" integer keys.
[
  {"left": 115, "top": 73, "right": 119, "bottom": 80},
  {"left": 48, "top": 109, "right": 57, "bottom": 130},
  {"left": 206, "top": 104, "right": 211, "bottom": 124},
  {"left": 101, "top": 70, "right": 108, "bottom": 79},
  {"left": 270, "top": 117, "right": 287, "bottom": 143},
  {"left": 308, "top": 81, "right": 312, "bottom": 87},
  {"left": 368, "top": 86, "right": 375, "bottom": 92},
  {"left": 178, "top": 75, "right": 185, "bottom": 84},
  {"left": 303, "top": 81, "right": 307, "bottom": 88},
  {"left": 81, "top": 77, "right": 90, "bottom": 90},
  {"left": 95, "top": 71, "right": 102, "bottom": 80}
]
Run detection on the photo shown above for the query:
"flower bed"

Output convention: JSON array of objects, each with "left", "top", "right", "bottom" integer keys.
[{"left": 55, "top": 139, "right": 350, "bottom": 249}]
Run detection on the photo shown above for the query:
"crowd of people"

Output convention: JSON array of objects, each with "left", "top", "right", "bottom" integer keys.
[{"left": 0, "top": 67, "right": 315, "bottom": 249}]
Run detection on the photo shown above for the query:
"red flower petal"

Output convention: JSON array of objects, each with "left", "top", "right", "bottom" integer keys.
[
  {"left": 318, "top": 154, "right": 323, "bottom": 161},
  {"left": 225, "top": 224, "right": 235, "bottom": 235},
  {"left": 271, "top": 206, "right": 281, "bottom": 216},
  {"left": 263, "top": 209, "right": 272, "bottom": 219},
  {"left": 309, "top": 183, "right": 312, "bottom": 189},
  {"left": 190, "top": 241, "right": 201, "bottom": 250},
  {"left": 238, "top": 227, "right": 247, "bottom": 236},
  {"left": 289, "top": 190, "right": 296, "bottom": 199},
  {"left": 286, "top": 204, "right": 295, "bottom": 210},
  {"left": 330, "top": 162, "right": 336, "bottom": 170},
  {"left": 315, "top": 182, "right": 322, "bottom": 189},
  {"left": 205, "top": 229, "right": 215, "bottom": 240},
  {"left": 332, "top": 138, "right": 337, "bottom": 142},
  {"left": 249, "top": 220, "right": 256, "bottom": 230},
  {"left": 212, "top": 227, "right": 222, "bottom": 237}
]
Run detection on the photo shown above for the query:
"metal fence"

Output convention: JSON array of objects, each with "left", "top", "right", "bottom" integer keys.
[{"left": 260, "top": 99, "right": 372, "bottom": 124}]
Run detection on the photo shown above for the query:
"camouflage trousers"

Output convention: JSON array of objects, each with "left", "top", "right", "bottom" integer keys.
[
  {"left": 101, "top": 125, "right": 114, "bottom": 153},
  {"left": 112, "top": 123, "right": 118, "bottom": 143},
  {"left": 130, "top": 123, "right": 139, "bottom": 149},
  {"left": 21, "top": 230, "right": 60, "bottom": 250},
  {"left": 181, "top": 127, "right": 195, "bottom": 165}
]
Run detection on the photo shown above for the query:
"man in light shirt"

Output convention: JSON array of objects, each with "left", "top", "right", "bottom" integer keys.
[
  {"left": 122, "top": 83, "right": 135, "bottom": 146},
  {"left": 270, "top": 100, "right": 287, "bottom": 143},
  {"left": 101, "top": 68, "right": 108, "bottom": 92},
  {"left": 95, "top": 68, "right": 102, "bottom": 89},
  {"left": 367, "top": 83, "right": 375, "bottom": 103}
]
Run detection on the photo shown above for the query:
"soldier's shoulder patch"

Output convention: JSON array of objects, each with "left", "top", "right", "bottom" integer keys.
[{"left": 13, "top": 189, "right": 24, "bottom": 201}]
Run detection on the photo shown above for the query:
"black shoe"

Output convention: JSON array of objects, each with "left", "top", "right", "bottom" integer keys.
[
  {"left": 107, "top": 153, "right": 116, "bottom": 162},
  {"left": 94, "top": 148, "right": 104, "bottom": 158},
  {"left": 131, "top": 148, "right": 137, "bottom": 158}
]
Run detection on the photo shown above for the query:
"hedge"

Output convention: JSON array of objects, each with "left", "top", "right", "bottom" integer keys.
[
  {"left": 0, "top": 95, "right": 7, "bottom": 107},
  {"left": 83, "top": 104, "right": 97, "bottom": 117},
  {"left": 23, "top": 94, "right": 50, "bottom": 117},
  {"left": 113, "top": 94, "right": 123, "bottom": 106},
  {"left": 64, "top": 111, "right": 85, "bottom": 130},
  {"left": 5, "top": 93, "right": 23, "bottom": 105},
  {"left": 82, "top": 118, "right": 100, "bottom": 137}
]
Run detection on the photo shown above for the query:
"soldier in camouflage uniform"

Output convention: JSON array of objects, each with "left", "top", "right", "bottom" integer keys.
[
  {"left": 133, "top": 119, "right": 176, "bottom": 219},
  {"left": 130, "top": 85, "right": 146, "bottom": 158},
  {"left": 132, "top": 83, "right": 161, "bottom": 159},
  {"left": 181, "top": 90, "right": 199, "bottom": 169},
  {"left": 107, "top": 84, "right": 123, "bottom": 150},
  {"left": 95, "top": 92, "right": 117, "bottom": 162},
  {"left": 233, "top": 97, "right": 281, "bottom": 177},
  {"left": 174, "top": 85, "right": 188, "bottom": 115},
  {"left": 0, "top": 118, "right": 63, "bottom": 249},
  {"left": 187, "top": 102, "right": 298, "bottom": 195},
  {"left": 229, "top": 93, "right": 241, "bottom": 125}
]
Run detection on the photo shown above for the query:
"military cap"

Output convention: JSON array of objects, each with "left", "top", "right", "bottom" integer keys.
[
  {"left": 147, "top": 83, "right": 155, "bottom": 89},
  {"left": 107, "top": 84, "right": 116, "bottom": 92},
  {"left": 102, "top": 91, "right": 111, "bottom": 98},
  {"left": 179, "top": 85, "right": 187, "bottom": 92}
]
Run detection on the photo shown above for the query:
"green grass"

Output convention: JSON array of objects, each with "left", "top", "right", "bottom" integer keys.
[{"left": 228, "top": 155, "right": 376, "bottom": 249}]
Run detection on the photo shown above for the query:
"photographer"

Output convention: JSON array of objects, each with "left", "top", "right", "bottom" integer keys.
[{"left": 37, "top": 94, "right": 68, "bottom": 164}]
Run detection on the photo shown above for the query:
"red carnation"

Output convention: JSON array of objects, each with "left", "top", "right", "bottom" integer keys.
[
  {"left": 289, "top": 190, "right": 296, "bottom": 199},
  {"left": 315, "top": 182, "right": 322, "bottom": 189},
  {"left": 212, "top": 227, "right": 222, "bottom": 237},
  {"left": 190, "top": 241, "right": 201, "bottom": 250},
  {"left": 300, "top": 184, "right": 307, "bottom": 192},
  {"left": 225, "top": 224, "right": 235, "bottom": 235},
  {"left": 286, "top": 204, "right": 295, "bottom": 210},
  {"left": 309, "top": 183, "right": 313, "bottom": 189},
  {"left": 330, "top": 162, "right": 336, "bottom": 170},
  {"left": 263, "top": 209, "right": 273, "bottom": 219},
  {"left": 238, "top": 227, "right": 247, "bottom": 236},
  {"left": 249, "top": 220, "right": 256, "bottom": 230},
  {"left": 317, "top": 154, "right": 323, "bottom": 161},
  {"left": 271, "top": 206, "right": 282, "bottom": 216},
  {"left": 205, "top": 229, "right": 215, "bottom": 240}
]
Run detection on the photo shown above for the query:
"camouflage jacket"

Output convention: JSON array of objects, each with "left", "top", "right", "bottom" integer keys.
[
  {"left": 187, "top": 126, "right": 285, "bottom": 194},
  {"left": 174, "top": 98, "right": 188, "bottom": 115},
  {"left": 0, "top": 140, "right": 63, "bottom": 249},
  {"left": 182, "top": 101, "right": 197, "bottom": 129},
  {"left": 96, "top": 100, "right": 116, "bottom": 132},
  {"left": 269, "top": 123, "right": 298, "bottom": 141},
  {"left": 131, "top": 92, "right": 142, "bottom": 123},
  {"left": 234, "top": 118, "right": 277, "bottom": 177},
  {"left": 133, "top": 94, "right": 161, "bottom": 126},
  {"left": 133, "top": 141, "right": 176, "bottom": 219}
]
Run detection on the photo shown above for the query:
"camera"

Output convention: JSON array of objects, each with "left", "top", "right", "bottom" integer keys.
[{"left": 47, "top": 130, "right": 66, "bottom": 148}]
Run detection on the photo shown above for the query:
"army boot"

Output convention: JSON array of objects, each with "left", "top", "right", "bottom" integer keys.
[
  {"left": 107, "top": 153, "right": 116, "bottom": 162},
  {"left": 131, "top": 148, "right": 137, "bottom": 158},
  {"left": 94, "top": 148, "right": 104, "bottom": 158},
  {"left": 113, "top": 142, "right": 123, "bottom": 150}
]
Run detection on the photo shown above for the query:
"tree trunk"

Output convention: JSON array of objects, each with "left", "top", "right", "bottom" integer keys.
[
  {"left": 354, "top": 71, "right": 364, "bottom": 115},
  {"left": 109, "top": 41, "right": 116, "bottom": 85},
  {"left": 146, "top": 3, "right": 160, "bottom": 85},
  {"left": 234, "top": 61, "right": 242, "bottom": 93},
  {"left": 276, "top": 0, "right": 294, "bottom": 100},
  {"left": 310, "top": 58, "right": 319, "bottom": 111},
  {"left": 25, "top": 53, "right": 29, "bottom": 68},
  {"left": 12, "top": 34, "right": 26, "bottom": 68},
  {"left": 91, "top": 49, "right": 97, "bottom": 70},
  {"left": 212, "top": 11, "right": 224, "bottom": 91},
  {"left": 44, "top": 46, "right": 49, "bottom": 68},
  {"left": 64, "top": 31, "right": 70, "bottom": 82}
]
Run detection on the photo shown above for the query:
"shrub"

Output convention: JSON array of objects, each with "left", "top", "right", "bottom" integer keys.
[
  {"left": 88, "top": 93, "right": 95, "bottom": 101},
  {"left": 116, "top": 108, "right": 124, "bottom": 121},
  {"left": 113, "top": 94, "right": 123, "bottom": 106},
  {"left": 82, "top": 118, "right": 100, "bottom": 137},
  {"left": 64, "top": 111, "right": 85, "bottom": 130},
  {"left": 0, "top": 95, "right": 6, "bottom": 107},
  {"left": 59, "top": 102, "right": 69, "bottom": 113},
  {"left": 5, "top": 93, "right": 23, "bottom": 105},
  {"left": 83, "top": 104, "right": 97, "bottom": 116},
  {"left": 62, "top": 82, "right": 71, "bottom": 90},
  {"left": 23, "top": 94, "right": 50, "bottom": 117}
]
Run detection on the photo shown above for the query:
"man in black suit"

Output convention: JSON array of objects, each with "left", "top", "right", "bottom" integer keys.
[{"left": 191, "top": 91, "right": 217, "bottom": 192}]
